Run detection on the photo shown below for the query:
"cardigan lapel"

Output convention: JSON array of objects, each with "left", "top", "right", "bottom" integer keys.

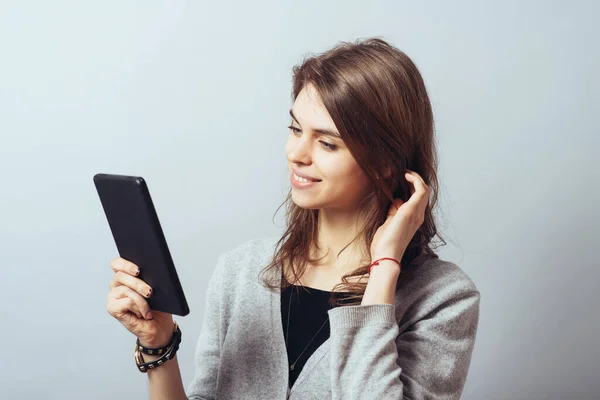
[{"left": 272, "top": 263, "right": 333, "bottom": 395}]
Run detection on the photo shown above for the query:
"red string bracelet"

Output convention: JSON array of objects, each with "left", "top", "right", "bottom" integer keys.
[{"left": 368, "top": 257, "right": 401, "bottom": 275}]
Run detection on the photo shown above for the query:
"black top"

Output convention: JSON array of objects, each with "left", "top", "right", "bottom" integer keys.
[{"left": 281, "top": 284, "right": 354, "bottom": 388}]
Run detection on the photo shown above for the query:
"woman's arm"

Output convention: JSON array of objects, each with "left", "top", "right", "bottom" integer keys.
[
  {"left": 137, "top": 252, "right": 226, "bottom": 400},
  {"left": 184, "top": 254, "right": 227, "bottom": 399},
  {"left": 145, "top": 353, "right": 188, "bottom": 400},
  {"left": 327, "top": 286, "right": 481, "bottom": 399}
]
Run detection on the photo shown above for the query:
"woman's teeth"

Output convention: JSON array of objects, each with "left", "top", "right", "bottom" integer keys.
[{"left": 293, "top": 173, "right": 314, "bottom": 183}]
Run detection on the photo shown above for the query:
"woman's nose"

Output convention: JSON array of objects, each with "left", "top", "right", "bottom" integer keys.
[{"left": 287, "top": 137, "right": 312, "bottom": 164}]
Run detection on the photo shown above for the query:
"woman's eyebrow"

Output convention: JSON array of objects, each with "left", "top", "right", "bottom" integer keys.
[{"left": 289, "top": 109, "right": 341, "bottom": 138}]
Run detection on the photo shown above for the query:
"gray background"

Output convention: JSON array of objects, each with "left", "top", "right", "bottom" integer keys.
[{"left": 1, "top": 1, "right": 598, "bottom": 399}]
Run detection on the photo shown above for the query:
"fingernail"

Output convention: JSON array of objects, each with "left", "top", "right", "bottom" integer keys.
[
  {"left": 146, "top": 288, "right": 153, "bottom": 298},
  {"left": 135, "top": 267, "right": 140, "bottom": 276},
  {"left": 146, "top": 312, "right": 153, "bottom": 320}
]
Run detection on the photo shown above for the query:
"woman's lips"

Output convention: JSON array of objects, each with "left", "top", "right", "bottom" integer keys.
[
  {"left": 292, "top": 169, "right": 320, "bottom": 181},
  {"left": 291, "top": 172, "right": 320, "bottom": 189}
]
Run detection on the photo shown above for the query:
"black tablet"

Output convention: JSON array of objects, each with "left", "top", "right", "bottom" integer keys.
[{"left": 93, "top": 173, "right": 190, "bottom": 316}]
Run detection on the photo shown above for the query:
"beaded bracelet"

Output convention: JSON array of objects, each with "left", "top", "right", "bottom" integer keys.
[{"left": 134, "top": 322, "right": 182, "bottom": 373}]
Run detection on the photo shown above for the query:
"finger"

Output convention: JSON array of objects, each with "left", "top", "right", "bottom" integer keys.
[
  {"left": 107, "top": 296, "right": 144, "bottom": 320},
  {"left": 109, "top": 271, "right": 153, "bottom": 299},
  {"left": 406, "top": 171, "right": 430, "bottom": 193},
  {"left": 111, "top": 285, "right": 153, "bottom": 320},
  {"left": 110, "top": 257, "right": 140, "bottom": 277},
  {"left": 405, "top": 172, "right": 415, "bottom": 195},
  {"left": 404, "top": 172, "right": 429, "bottom": 204},
  {"left": 395, "top": 183, "right": 426, "bottom": 228}
]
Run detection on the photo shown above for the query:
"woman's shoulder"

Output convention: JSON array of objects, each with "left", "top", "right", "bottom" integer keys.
[
  {"left": 394, "top": 255, "right": 480, "bottom": 329},
  {"left": 219, "top": 236, "right": 279, "bottom": 262},
  {"left": 398, "top": 255, "right": 480, "bottom": 300},
  {"left": 213, "top": 236, "right": 279, "bottom": 278}
]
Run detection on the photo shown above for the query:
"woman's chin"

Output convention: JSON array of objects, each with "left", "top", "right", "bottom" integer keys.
[{"left": 291, "top": 193, "right": 322, "bottom": 210}]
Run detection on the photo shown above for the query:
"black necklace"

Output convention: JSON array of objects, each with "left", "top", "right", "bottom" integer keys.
[{"left": 284, "top": 287, "right": 329, "bottom": 371}]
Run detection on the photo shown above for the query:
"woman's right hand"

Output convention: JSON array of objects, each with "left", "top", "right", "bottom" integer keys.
[{"left": 106, "top": 257, "right": 174, "bottom": 347}]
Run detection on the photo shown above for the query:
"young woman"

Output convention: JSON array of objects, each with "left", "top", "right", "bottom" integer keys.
[{"left": 107, "top": 38, "right": 481, "bottom": 399}]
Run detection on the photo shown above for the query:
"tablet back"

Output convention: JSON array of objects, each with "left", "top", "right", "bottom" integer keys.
[{"left": 93, "top": 173, "right": 189, "bottom": 316}]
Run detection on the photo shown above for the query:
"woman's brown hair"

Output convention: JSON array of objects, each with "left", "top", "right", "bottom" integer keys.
[{"left": 259, "top": 37, "right": 446, "bottom": 306}]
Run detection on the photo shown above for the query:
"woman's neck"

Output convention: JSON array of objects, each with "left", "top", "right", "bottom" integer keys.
[{"left": 312, "top": 207, "right": 369, "bottom": 272}]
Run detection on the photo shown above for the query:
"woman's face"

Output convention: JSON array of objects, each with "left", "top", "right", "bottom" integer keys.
[{"left": 285, "top": 84, "right": 372, "bottom": 211}]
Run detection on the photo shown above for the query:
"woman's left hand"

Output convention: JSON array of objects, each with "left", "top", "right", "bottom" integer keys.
[{"left": 369, "top": 169, "right": 431, "bottom": 274}]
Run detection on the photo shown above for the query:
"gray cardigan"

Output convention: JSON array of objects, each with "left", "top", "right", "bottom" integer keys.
[{"left": 185, "top": 237, "right": 480, "bottom": 399}]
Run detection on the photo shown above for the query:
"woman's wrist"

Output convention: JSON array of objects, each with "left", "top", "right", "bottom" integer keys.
[
  {"left": 134, "top": 323, "right": 182, "bottom": 373},
  {"left": 140, "top": 353, "right": 163, "bottom": 363},
  {"left": 369, "top": 255, "right": 402, "bottom": 275},
  {"left": 139, "top": 331, "right": 173, "bottom": 349}
]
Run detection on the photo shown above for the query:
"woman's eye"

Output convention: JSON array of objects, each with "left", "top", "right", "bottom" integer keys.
[
  {"left": 320, "top": 141, "right": 336, "bottom": 150},
  {"left": 287, "top": 125, "right": 337, "bottom": 151},
  {"left": 288, "top": 125, "right": 301, "bottom": 134}
]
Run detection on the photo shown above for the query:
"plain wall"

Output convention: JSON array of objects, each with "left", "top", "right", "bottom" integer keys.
[{"left": 1, "top": 1, "right": 598, "bottom": 399}]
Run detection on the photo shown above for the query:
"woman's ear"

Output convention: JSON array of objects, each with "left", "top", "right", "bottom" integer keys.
[
  {"left": 373, "top": 167, "right": 394, "bottom": 183},
  {"left": 381, "top": 166, "right": 393, "bottom": 180}
]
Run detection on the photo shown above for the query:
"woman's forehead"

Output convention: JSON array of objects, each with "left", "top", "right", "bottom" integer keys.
[{"left": 292, "top": 85, "right": 337, "bottom": 132}]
